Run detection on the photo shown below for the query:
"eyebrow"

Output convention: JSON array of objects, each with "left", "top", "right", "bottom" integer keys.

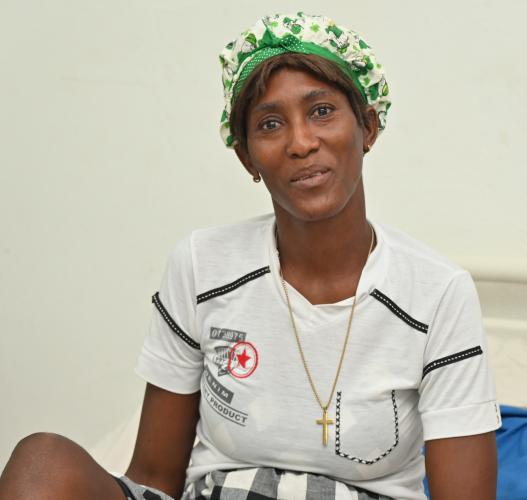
[{"left": 252, "top": 89, "right": 332, "bottom": 113}]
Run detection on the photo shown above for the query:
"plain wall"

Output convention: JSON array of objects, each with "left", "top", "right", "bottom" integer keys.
[{"left": 1, "top": 0, "right": 526, "bottom": 469}]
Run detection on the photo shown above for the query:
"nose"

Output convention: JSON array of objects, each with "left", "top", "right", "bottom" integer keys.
[{"left": 285, "top": 119, "right": 320, "bottom": 158}]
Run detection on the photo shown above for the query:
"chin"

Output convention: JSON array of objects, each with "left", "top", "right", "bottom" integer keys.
[
  {"left": 284, "top": 199, "right": 350, "bottom": 223},
  {"left": 272, "top": 181, "right": 360, "bottom": 223}
]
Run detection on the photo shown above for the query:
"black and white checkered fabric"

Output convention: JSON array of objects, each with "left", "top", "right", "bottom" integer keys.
[
  {"left": 115, "top": 468, "right": 393, "bottom": 499},
  {"left": 183, "top": 468, "right": 393, "bottom": 499},
  {"left": 114, "top": 474, "right": 173, "bottom": 500}
]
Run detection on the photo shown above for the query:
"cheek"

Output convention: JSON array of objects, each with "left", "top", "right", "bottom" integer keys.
[
  {"left": 247, "top": 142, "right": 281, "bottom": 178},
  {"left": 327, "top": 130, "right": 362, "bottom": 166}
]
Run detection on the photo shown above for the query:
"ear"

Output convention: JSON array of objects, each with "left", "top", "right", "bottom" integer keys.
[
  {"left": 362, "top": 107, "right": 379, "bottom": 152},
  {"left": 234, "top": 144, "right": 260, "bottom": 179}
]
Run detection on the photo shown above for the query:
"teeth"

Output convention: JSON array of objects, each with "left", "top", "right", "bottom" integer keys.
[{"left": 298, "top": 171, "right": 324, "bottom": 181}]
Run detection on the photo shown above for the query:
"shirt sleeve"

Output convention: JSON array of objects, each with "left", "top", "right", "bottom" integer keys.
[
  {"left": 418, "top": 270, "right": 502, "bottom": 441},
  {"left": 135, "top": 235, "right": 204, "bottom": 394}
]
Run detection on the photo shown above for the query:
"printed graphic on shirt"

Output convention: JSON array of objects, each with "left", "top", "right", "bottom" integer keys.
[
  {"left": 204, "top": 327, "right": 257, "bottom": 426},
  {"left": 228, "top": 341, "right": 258, "bottom": 379},
  {"left": 210, "top": 326, "right": 247, "bottom": 343},
  {"left": 202, "top": 382, "right": 249, "bottom": 426},
  {"left": 211, "top": 327, "right": 247, "bottom": 377},
  {"left": 204, "top": 365, "right": 234, "bottom": 403}
]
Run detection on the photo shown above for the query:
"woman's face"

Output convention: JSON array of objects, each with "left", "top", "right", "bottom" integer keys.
[{"left": 236, "top": 67, "right": 376, "bottom": 223}]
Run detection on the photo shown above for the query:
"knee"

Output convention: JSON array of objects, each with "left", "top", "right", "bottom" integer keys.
[
  {"left": 11, "top": 432, "right": 71, "bottom": 464},
  {"left": 15, "top": 432, "right": 65, "bottom": 450},
  {"left": 1, "top": 433, "right": 87, "bottom": 497},
  {"left": 5, "top": 432, "right": 83, "bottom": 482}
]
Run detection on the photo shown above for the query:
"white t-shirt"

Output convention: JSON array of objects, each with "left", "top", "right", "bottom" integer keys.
[{"left": 135, "top": 214, "right": 501, "bottom": 500}]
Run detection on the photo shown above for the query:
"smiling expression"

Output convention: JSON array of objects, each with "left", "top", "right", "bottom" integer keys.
[{"left": 236, "top": 68, "right": 376, "bottom": 223}]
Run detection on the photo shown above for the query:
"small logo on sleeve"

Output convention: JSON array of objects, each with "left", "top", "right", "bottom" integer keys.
[{"left": 228, "top": 341, "right": 258, "bottom": 379}]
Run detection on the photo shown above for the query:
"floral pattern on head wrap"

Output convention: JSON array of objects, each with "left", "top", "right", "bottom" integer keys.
[{"left": 219, "top": 12, "right": 391, "bottom": 148}]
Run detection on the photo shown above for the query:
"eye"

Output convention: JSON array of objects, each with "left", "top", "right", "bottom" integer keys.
[
  {"left": 260, "top": 119, "right": 280, "bottom": 131},
  {"left": 312, "top": 105, "right": 333, "bottom": 118}
]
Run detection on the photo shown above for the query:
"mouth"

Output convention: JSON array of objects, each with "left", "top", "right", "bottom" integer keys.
[{"left": 291, "top": 167, "right": 331, "bottom": 188}]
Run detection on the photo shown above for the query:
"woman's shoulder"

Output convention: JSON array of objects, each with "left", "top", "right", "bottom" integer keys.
[
  {"left": 374, "top": 220, "right": 468, "bottom": 283},
  {"left": 188, "top": 213, "right": 274, "bottom": 257},
  {"left": 181, "top": 214, "right": 274, "bottom": 278},
  {"left": 371, "top": 222, "right": 476, "bottom": 330},
  {"left": 190, "top": 213, "right": 274, "bottom": 243}
]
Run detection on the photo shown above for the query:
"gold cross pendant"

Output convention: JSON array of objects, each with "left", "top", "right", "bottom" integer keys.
[{"left": 316, "top": 408, "right": 334, "bottom": 446}]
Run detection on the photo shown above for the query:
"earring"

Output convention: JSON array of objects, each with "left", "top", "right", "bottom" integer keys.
[
  {"left": 253, "top": 174, "right": 261, "bottom": 183},
  {"left": 363, "top": 144, "right": 371, "bottom": 154}
]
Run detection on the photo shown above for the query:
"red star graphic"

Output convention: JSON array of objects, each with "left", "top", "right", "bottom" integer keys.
[{"left": 236, "top": 348, "right": 251, "bottom": 369}]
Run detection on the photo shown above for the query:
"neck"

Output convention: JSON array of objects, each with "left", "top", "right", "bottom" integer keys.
[{"left": 274, "top": 183, "right": 375, "bottom": 304}]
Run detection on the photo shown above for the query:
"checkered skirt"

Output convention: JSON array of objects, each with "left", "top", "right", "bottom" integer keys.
[{"left": 115, "top": 468, "right": 393, "bottom": 500}]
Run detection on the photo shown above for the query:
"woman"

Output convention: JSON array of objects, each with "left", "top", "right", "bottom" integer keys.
[{"left": 0, "top": 12, "right": 500, "bottom": 500}]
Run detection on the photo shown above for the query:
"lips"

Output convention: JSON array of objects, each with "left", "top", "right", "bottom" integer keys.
[
  {"left": 291, "top": 167, "right": 331, "bottom": 183},
  {"left": 290, "top": 166, "right": 332, "bottom": 189}
]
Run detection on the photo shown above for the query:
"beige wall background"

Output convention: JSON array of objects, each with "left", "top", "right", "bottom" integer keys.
[{"left": 1, "top": 0, "right": 526, "bottom": 470}]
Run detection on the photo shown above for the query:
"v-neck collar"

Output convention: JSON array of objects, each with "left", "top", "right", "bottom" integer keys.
[{"left": 266, "top": 215, "right": 388, "bottom": 317}]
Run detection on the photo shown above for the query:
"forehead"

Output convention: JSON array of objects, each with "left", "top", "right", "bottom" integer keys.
[{"left": 250, "top": 67, "right": 346, "bottom": 112}]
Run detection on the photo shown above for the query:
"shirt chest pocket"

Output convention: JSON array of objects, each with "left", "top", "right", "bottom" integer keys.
[{"left": 335, "top": 389, "right": 399, "bottom": 465}]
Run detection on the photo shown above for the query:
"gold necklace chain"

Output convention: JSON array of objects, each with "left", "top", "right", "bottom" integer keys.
[{"left": 277, "top": 222, "right": 375, "bottom": 446}]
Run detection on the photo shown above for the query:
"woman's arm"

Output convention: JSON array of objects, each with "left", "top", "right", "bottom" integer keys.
[
  {"left": 425, "top": 431, "right": 497, "bottom": 500},
  {"left": 125, "top": 383, "right": 200, "bottom": 498}
]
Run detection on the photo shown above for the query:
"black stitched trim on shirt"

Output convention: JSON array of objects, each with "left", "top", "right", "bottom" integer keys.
[
  {"left": 196, "top": 266, "right": 271, "bottom": 304},
  {"left": 422, "top": 346, "right": 483, "bottom": 378},
  {"left": 152, "top": 292, "right": 200, "bottom": 350},
  {"left": 370, "top": 289, "right": 429, "bottom": 333},
  {"left": 335, "top": 390, "right": 399, "bottom": 465}
]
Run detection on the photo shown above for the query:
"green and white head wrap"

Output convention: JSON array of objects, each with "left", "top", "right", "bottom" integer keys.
[{"left": 219, "top": 12, "right": 391, "bottom": 148}]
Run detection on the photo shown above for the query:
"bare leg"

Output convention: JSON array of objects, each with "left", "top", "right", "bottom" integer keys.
[{"left": 0, "top": 433, "right": 128, "bottom": 500}]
